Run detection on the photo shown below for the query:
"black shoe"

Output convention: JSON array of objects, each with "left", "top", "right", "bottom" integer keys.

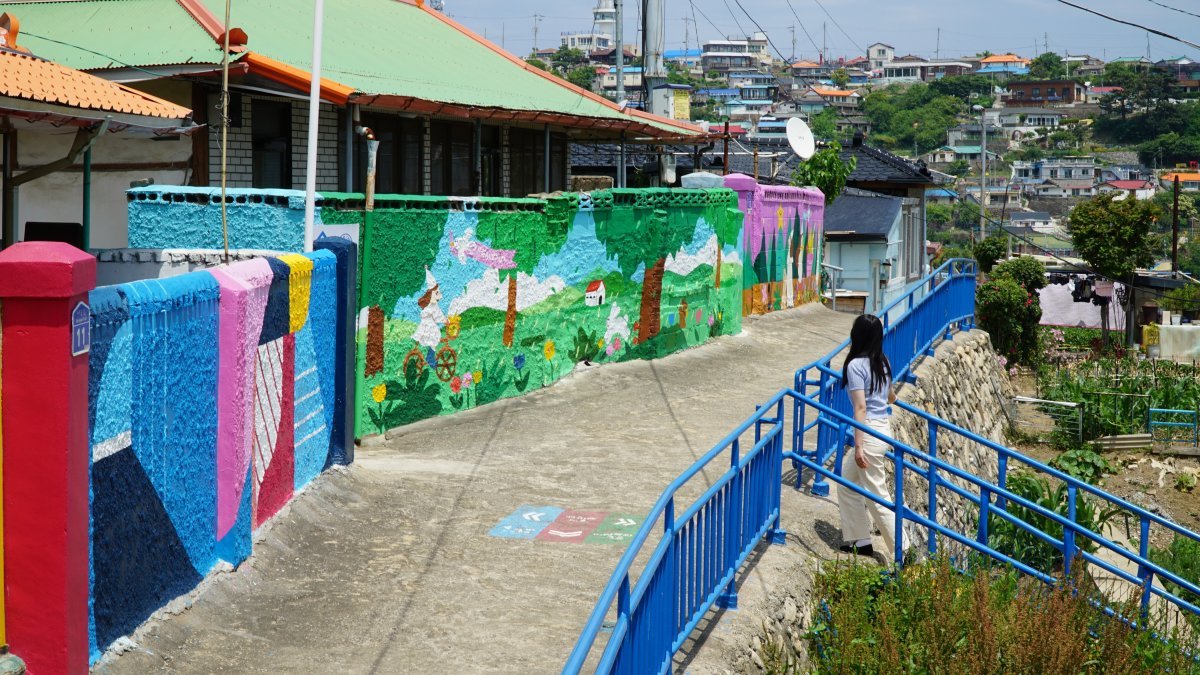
[{"left": 839, "top": 543, "right": 875, "bottom": 557}]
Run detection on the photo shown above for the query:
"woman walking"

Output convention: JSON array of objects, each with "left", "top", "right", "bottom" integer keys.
[{"left": 838, "top": 314, "right": 900, "bottom": 558}]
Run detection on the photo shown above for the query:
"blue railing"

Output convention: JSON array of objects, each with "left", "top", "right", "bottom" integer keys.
[
  {"left": 1149, "top": 408, "right": 1199, "bottom": 446},
  {"left": 794, "top": 258, "right": 977, "bottom": 496},
  {"left": 564, "top": 259, "right": 977, "bottom": 674},
  {"left": 563, "top": 397, "right": 788, "bottom": 674}
]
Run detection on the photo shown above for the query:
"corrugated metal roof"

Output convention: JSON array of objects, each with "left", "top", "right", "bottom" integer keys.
[
  {"left": 11, "top": 0, "right": 224, "bottom": 69},
  {"left": 200, "top": 0, "right": 694, "bottom": 134},
  {"left": 0, "top": 48, "right": 190, "bottom": 119}
]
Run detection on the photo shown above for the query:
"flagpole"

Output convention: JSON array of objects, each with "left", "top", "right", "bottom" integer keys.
[{"left": 303, "top": 0, "right": 325, "bottom": 253}]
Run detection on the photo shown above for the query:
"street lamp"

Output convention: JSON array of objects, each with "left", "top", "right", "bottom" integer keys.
[{"left": 973, "top": 104, "right": 987, "bottom": 242}]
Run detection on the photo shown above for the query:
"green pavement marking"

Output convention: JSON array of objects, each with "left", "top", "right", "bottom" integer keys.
[{"left": 585, "top": 513, "right": 645, "bottom": 545}]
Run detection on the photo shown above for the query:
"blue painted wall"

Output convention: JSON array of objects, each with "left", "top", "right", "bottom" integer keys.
[{"left": 126, "top": 187, "right": 320, "bottom": 251}]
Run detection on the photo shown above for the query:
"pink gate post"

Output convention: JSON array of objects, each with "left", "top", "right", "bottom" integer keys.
[{"left": 0, "top": 242, "right": 95, "bottom": 674}]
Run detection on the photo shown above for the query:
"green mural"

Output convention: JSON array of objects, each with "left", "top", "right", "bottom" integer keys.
[{"left": 354, "top": 189, "right": 745, "bottom": 436}]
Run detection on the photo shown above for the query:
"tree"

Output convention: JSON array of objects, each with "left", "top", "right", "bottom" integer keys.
[
  {"left": 929, "top": 74, "right": 992, "bottom": 102},
  {"left": 1152, "top": 186, "right": 1200, "bottom": 233},
  {"left": 974, "top": 235, "right": 1007, "bottom": 273},
  {"left": 809, "top": 108, "right": 839, "bottom": 141},
  {"left": 595, "top": 204, "right": 699, "bottom": 345},
  {"left": 1028, "top": 52, "right": 1066, "bottom": 80},
  {"left": 552, "top": 46, "right": 587, "bottom": 71},
  {"left": 527, "top": 58, "right": 549, "bottom": 71},
  {"left": 475, "top": 208, "right": 571, "bottom": 348},
  {"left": 926, "top": 203, "right": 953, "bottom": 229},
  {"left": 1069, "top": 195, "right": 1164, "bottom": 343},
  {"left": 992, "top": 256, "right": 1046, "bottom": 295},
  {"left": 831, "top": 68, "right": 850, "bottom": 88},
  {"left": 790, "top": 142, "right": 857, "bottom": 205},
  {"left": 945, "top": 159, "right": 970, "bottom": 176},
  {"left": 954, "top": 200, "right": 981, "bottom": 229},
  {"left": 566, "top": 65, "right": 596, "bottom": 90}
]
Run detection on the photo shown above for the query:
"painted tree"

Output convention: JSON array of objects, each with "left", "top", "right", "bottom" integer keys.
[
  {"left": 475, "top": 205, "right": 571, "bottom": 348},
  {"left": 709, "top": 197, "right": 742, "bottom": 290},
  {"left": 596, "top": 197, "right": 700, "bottom": 344},
  {"left": 364, "top": 211, "right": 444, "bottom": 376}
]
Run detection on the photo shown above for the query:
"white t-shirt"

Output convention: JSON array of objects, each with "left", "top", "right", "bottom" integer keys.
[{"left": 846, "top": 357, "right": 891, "bottom": 420}]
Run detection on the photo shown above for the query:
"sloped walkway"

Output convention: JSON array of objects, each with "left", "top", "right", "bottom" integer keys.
[{"left": 95, "top": 304, "right": 854, "bottom": 674}]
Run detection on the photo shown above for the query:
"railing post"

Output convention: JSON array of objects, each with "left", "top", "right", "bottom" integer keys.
[
  {"left": 977, "top": 487, "right": 992, "bottom": 549},
  {"left": 718, "top": 440, "right": 740, "bottom": 610},
  {"left": 927, "top": 422, "right": 939, "bottom": 557},
  {"left": 1064, "top": 485, "right": 1077, "bottom": 578},
  {"left": 770, "top": 399, "right": 787, "bottom": 545},
  {"left": 811, "top": 373, "right": 832, "bottom": 497},
  {"left": 1136, "top": 517, "right": 1152, "bottom": 619},
  {"left": 0, "top": 242, "right": 95, "bottom": 674},
  {"left": 996, "top": 454, "right": 1008, "bottom": 512},
  {"left": 893, "top": 441, "right": 905, "bottom": 567}
]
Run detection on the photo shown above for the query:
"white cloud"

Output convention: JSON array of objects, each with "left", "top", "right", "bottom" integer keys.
[
  {"left": 448, "top": 269, "right": 568, "bottom": 315},
  {"left": 664, "top": 235, "right": 741, "bottom": 277}
]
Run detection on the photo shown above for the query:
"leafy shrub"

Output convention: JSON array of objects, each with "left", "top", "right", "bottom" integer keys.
[
  {"left": 1149, "top": 535, "right": 1200, "bottom": 631},
  {"left": 977, "top": 277, "right": 1041, "bottom": 365},
  {"left": 974, "top": 235, "right": 1008, "bottom": 273},
  {"left": 1163, "top": 283, "right": 1200, "bottom": 315},
  {"left": 1049, "top": 447, "right": 1114, "bottom": 485},
  {"left": 1176, "top": 472, "right": 1197, "bottom": 493},
  {"left": 992, "top": 256, "right": 1047, "bottom": 294},
  {"left": 986, "top": 471, "right": 1119, "bottom": 575}
]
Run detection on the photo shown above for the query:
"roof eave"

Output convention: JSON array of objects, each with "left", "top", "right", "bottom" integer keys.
[{"left": 0, "top": 95, "right": 192, "bottom": 131}]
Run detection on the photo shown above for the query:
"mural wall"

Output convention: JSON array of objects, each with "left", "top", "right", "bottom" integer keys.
[
  {"left": 724, "top": 174, "right": 826, "bottom": 316},
  {"left": 355, "top": 189, "right": 745, "bottom": 435},
  {"left": 85, "top": 241, "right": 354, "bottom": 661}
]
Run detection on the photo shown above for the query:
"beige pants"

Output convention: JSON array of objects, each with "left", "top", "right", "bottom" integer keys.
[{"left": 838, "top": 417, "right": 897, "bottom": 553}]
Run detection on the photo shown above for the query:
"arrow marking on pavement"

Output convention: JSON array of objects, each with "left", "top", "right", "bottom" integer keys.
[
  {"left": 548, "top": 529, "right": 583, "bottom": 538},
  {"left": 615, "top": 518, "right": 637, "bottom": 527},
  {"left": 523, "top": 511, "right": 547, "bottom": 522}
]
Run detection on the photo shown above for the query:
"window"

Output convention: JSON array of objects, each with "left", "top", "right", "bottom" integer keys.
[
  {"left": 356, "top": 113, "right": 423, "bottom": 195},
  {"left": 1046, "top": 87, "right": 1056, "bottom": 97},
  {"left": 902, "top": 199, "right": 923, "bottom": 281},
  {"left": 251, "top": 99, "right": 291, "bottom": 188},
  {"left": 1031, "top": 87, "right": 1040, "bottom": 98},
  {"left": 430, "top": 120, "right": 473, "bottom": 196}
]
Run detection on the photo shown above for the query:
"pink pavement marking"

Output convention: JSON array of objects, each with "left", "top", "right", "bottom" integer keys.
[{"left": 535, "top": 510, "right": 607, "bottom": 543}]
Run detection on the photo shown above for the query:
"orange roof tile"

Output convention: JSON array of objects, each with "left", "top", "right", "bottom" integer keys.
[
  {"left": 0, "top": 49, "right": 189, "bottom": 119},
  {"left": 1161, "top": 172, "right": 1200, "bottom": 182},
  {"left": 981, "top": 53, "right": 1029, "bottom": 64},
  {"left": 791, "top": 60, "right": 821, "bottom": 68},
  {"left": 812, "top": 87, "right": 857, "bottom": 97}
]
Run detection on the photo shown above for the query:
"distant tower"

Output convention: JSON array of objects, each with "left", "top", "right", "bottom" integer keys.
[{"left": 594, "top": 0, "right": 616, "bottom": 41}]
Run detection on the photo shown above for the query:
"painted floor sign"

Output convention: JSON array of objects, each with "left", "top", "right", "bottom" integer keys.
[
  {"left": 490, "top": 507, "right": 645, "bottom": 545},
  {"left": 488, "top": 505, "right": 564, "bottom": 540}
]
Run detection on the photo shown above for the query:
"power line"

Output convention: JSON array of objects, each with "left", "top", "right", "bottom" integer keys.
[
  {"left": 1054, "top": 0, "right": 1200, "bottom": 51},
  {"left": 1143, "top": 0, "right": 1200, "bottom": 22},
  {"left": 782, "top": 0, "right": 822, "bottom": 59},
  {"left": 719, "top": 0, "right": 748, "bottom": 37},
  {"left": 809, "top": 0, "right": 865, "bottom": 54},
  {"left": 689, "top": 0, "right": 726, "bottom": 42}
]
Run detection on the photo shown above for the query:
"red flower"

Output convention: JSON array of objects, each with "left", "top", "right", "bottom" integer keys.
[{"left": 450, "top": 376, "right": 462, "bottom": 394}]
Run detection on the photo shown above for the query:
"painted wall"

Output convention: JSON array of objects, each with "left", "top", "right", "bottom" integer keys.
[
  {"left": 723, "top": 174, "right": 826, "bottom": 316},
  {"left": 355, "top": 189, "right": 746, "bottom": 436},
  {"left": 85, "top": 242, "right": 353, "bottom": 661}
]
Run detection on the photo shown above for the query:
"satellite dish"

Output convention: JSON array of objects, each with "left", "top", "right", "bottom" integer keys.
[{"left": 786, "top": 117, "right": 816, "bottom": 160}]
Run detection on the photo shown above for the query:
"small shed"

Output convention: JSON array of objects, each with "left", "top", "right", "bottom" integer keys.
[{"left": 585, "top": 279, "right": 606, "bottom": 306}]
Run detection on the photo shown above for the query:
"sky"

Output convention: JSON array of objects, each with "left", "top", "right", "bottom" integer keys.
[{"left": 441, "top": 0, "right": 1200, "bottom": 64}]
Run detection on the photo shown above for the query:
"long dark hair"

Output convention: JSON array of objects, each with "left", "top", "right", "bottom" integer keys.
[{"left": 842, "top": 314, "right": 891, "bottom": 395}]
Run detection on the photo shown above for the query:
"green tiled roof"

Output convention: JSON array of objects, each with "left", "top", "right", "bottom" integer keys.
[{"left": 14, "top": 0, "right": 224, "bottom": 70}]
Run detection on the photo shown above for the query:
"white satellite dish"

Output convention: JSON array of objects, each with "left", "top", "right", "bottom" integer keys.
[{"left": 786, "top": 117, "right": 816, "bottom": 160}]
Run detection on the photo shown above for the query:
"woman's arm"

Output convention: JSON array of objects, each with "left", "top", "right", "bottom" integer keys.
[
  {"left": 888, "top": 386, "right": 897, "bottom": 405},
  {"left": 849, "top": 389, "right": 869, "bottom": 469}
]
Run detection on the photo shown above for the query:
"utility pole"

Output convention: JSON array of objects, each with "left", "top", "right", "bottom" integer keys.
[
  {"left": 790, "top": 25, "right": 796, "bottom": 62},
  {"left": 822, "top": 23, "right": 827, "bottom": 64},
  {"left": 935, "top": 27, "right": 940, "bottom": 60},
  {"left": 683, "top": 17, "right": 690, "bottom": 56},
  {"left": 1044, "top": 32, "right": 1049, "bottom": 55},
  {"left": 533, "top": 13, "right": 543, "bottom": 52},
  {"left": 615, "top": 0, "right": 624, "bottom": 187},
  {"left": 1146, "top": 32, "right": 1152, "bottom": 62},
  {"left": 1174, "top": 175, "right": 1181, "bottom": 274}
]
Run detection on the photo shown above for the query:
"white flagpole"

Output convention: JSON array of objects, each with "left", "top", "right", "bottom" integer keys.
[{"left": 303, "top": 0, "right": 325, "bottom": 253}]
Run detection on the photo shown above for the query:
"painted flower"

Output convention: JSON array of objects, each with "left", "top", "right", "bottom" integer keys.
[
  {"left": 372, "top": 383, "right": 387, "bottom": 403},
  {"left": 707, "top": 315, "right": 715, "bottom": 327},
  {"left": 450, "top": 376, "right": 462, "bottom": 394},
  {"left": 446, "top": 315, "right": 462, "bottom": 339},
  {"left": 597, "top": 337, "right": 605, "bottom": 350},
  {"left": 473, "top": 370, "right": 483, "bottom": 384},
  {"left": 544, "top": 340, "right": 556, "bottom": 360},
  {"left": 462, "top": 372, "right": 474, "bottom": 388},
  {"left": 613, "top": 337, "right": 622, "bottom": 351},
  {"left": 514, "top": 353, "right": 526, "bottom": 370},
  {"left": 606, "top": 344, "right": 616, "bottom": 356},
  {"left": 695, "top": 309, "right": 703, "bottom": 324}
]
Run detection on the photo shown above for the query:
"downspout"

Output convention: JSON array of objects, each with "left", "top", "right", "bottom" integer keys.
[
  {"left": 82, "top": 147, "right": 92, "bottom": 251},
  {"left": 543, "top": 123, "right": 551, "bottom": 192},
  {"left": 343, "top": 103, "right": 356, "bottom": 192},
  {"left": 354, "top": 114, "right": 377, "bottom": 211}
]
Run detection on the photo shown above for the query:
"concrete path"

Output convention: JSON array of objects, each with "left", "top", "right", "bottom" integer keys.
[{"left": 95, "top": 304, "right": 854, "bottom": 674}]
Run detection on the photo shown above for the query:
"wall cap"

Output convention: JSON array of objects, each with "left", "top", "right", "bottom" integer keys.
[{"left": 0, "top": 242, "right": 96, "bottom": 298}]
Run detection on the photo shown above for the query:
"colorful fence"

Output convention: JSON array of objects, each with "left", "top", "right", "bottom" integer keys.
[
  {"left": 723, "top": 174, "right": 825, "bottom": 317},
  {"left": 353, "top": 190, "right": 748, "bottom": 436}
]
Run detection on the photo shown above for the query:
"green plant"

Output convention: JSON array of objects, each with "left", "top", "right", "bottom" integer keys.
[
  {"left": 986, "top": 471, "right": 1119, "bottom": 574},
  {"left": 790, "top": 141, "right": 856, "bottom": 205},
  {"left": 1149, "top": 534, "right": 1200, "bottom": 630},
  {"left": 992, "top": 256, "right": 1047, "bottom": 294},
  {"left": 973, "top": 235, "right": 1007, "bottom": 273},
  {"left": 1049, "top": 446, "right": 1114, "bottom": 485},
  {"left": 568, "top": 326, "right": 601, "bottom": 363},
  {"left": 1163, "top": 283, "right": 1200, "bottom": 315},
  {"left": 976, "top": 277, "right": 1041, "bottom": 365},
  {"left": 1175, "top": 472, "right": 1197, "bottom": 493}
]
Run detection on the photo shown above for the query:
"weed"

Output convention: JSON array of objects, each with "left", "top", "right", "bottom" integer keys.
[
  {"left": 1050, "top": 446, "right": 1115, "bottom": 485},
  {"left": 1175, "top": 473, "right": 1197, "bottom": 494}
]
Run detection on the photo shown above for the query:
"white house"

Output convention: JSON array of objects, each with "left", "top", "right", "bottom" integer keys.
[
  {"left": 585, "top": 279, "right": 606, "bottom": 306},
  {"left": 1098, "top": 179, "right": 1158, "bottom": 200},
  {"left": 867, "top": 42, "right": 894, "bottom": 71}
]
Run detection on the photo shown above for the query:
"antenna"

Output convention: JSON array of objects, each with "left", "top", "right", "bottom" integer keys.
[{"left": 786, "top": 117, "right": 816, "bottom": 160}]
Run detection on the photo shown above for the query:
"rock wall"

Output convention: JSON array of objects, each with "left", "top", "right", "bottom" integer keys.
[{"left": 888, "top": 329, "right": 1015, "bottom": 555}]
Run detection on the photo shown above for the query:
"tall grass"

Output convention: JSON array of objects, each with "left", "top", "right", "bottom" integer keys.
[{"left": 788, "top": 557, "right": 1198, "bottom": 674}]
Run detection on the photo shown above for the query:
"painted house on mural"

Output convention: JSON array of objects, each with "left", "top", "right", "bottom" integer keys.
[
  {"left": 12, "top": 0, "right": 699, "bottom": 248},
  {"left": 0, "top": 12, "right": 194, "bottom": 249}
]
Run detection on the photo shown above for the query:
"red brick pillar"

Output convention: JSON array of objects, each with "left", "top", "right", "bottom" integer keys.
[{"left": 0, "top": 242, "right": 95, "bottom": 674}]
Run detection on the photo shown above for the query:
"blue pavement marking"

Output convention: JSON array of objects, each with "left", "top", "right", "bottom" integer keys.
[{"left": 489, "top": 505, "right": 564, "bottom": 540}]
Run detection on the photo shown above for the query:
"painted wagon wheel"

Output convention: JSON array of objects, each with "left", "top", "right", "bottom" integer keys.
[
  {"left": 435, "top": 345, "right": 458, "bottom": 382},
  {"left": 402, "top": 348, "right": 426, "bottom": 377}
]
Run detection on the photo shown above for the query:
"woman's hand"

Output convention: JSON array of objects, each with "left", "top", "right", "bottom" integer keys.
[{"left": 855, "top": 446, "right": 868, "bottom": 469}]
